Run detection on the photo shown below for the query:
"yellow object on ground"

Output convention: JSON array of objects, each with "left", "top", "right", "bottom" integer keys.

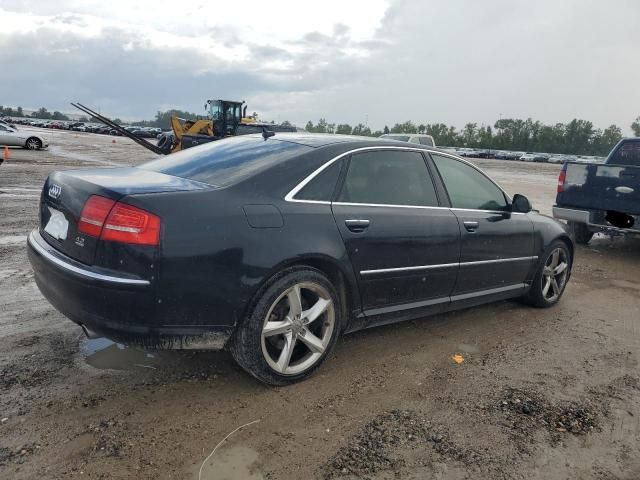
[{"left": 452, "top": 354, "right": 465, "bottom": 364}]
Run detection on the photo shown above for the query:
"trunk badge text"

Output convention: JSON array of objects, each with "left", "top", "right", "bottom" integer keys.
[{"left": 48, "top": 184, "right": 62, "bottom": 200}]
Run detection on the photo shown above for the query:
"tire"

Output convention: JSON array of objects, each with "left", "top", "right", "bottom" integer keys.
[
  {"left": 521, "top": 240, "right": 572, "bottom": 308},
  {"left": 568, "top": 221, "right": 593, "bottom": 245},
  {"left": 25, "top": 137, "right": 42, "bottom": 150},
  {"left": 157, "top": 133, "right": 174, "bottom": 154},
  {"left": 230, "top": 267, "right": 341, "bottom": 386}
]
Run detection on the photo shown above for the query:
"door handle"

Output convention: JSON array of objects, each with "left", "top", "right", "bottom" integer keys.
[
  {"left": 463, "top": 220, "right": 479, "bottom": 232},
  {"left": 345, "top": 219, "right": 370, "bottom": 233}
]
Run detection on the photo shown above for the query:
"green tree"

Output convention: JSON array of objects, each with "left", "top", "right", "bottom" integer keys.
[
  {"left": 462, "top": 123, "right": 478, "bottom": 147},
  {"left": 632, "top": 116, "right": 640, "bottom": 137},
  {"left": 336, "top": 123, "right": 352, "bottom": 135},
  {"left": 352, "top": 123, "right": 371, "bottom": 136},
  {"left": 383, "top": 125, "right": 390, "bottom": 134},
  {"left": 52, "top": 111, "right": 70, "bottom": 121},
  {"left": 305, "top": 121, "right": 314, "bottom": 132},
  {"left": 390, "top": 121, "right": 417, "bottom": 134},
  {"left": 16, "top": 106, "right": 23, "bottom": 117}
]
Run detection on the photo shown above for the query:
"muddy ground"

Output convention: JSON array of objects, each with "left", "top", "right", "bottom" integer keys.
[{"left": 1, "top": 128, "right": 639, "bottom": 479}]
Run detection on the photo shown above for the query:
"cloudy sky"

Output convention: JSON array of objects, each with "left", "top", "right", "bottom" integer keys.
[{"left": 1, "top": 0, "right": 638, "bottom": 131}]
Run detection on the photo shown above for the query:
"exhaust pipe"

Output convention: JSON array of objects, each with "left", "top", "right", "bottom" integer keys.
[{"left": 80, "top": 324, "right": 101, "bottom": 339}]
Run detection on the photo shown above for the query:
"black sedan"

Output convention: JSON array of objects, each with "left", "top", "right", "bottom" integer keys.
[{"left": 28, "top": 134, "right": 573, "bottom": 385}]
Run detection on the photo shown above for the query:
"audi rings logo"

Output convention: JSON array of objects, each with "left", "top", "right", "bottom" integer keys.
[{"left": 48, "top": 184, "right": 62, "bottom": 200}]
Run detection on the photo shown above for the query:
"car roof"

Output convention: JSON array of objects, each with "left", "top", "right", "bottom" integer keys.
[{"left": 244, "top": 132, "right": 438, "bottom": 148}]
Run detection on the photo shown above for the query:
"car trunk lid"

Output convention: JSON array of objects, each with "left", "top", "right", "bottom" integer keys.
[{"left": 40, "top": 167, "right": 210, "bottom": 265}]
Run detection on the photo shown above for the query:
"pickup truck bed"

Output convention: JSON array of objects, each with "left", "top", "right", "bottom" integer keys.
[{"left": 553, "top": 138, "right": 640, "bottom": 243}]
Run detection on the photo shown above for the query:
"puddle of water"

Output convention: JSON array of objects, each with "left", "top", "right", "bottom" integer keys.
[
  {"left": 456, "top": 343, "right": 481, "bottom": 354},
  {"left": 197, "top": 445, "right": 264, "bottom": 480},
  {"left": 81, "top": 337, "right": 165, "bottom": 371}
]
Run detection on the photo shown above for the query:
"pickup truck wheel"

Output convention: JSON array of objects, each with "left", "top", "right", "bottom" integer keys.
[
  {"left": 568, "top": 221, "right": 593, "bottom": 245},
  {"left": 522, "top": 241, "right": 572, "bottom": 308},
  {"left": 230, "top": 267, "right": 341, "bottom": 386}
]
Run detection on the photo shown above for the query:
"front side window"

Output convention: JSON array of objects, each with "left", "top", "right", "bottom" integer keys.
[
  {"left": 337, "top": 150, "right": 438, "bottom": 206},
  {"left": 418, "top": 136, "right": 434, "bottom": 146},
  {"left": 431, "top": 154, "right": 507, "bottom": 211}
]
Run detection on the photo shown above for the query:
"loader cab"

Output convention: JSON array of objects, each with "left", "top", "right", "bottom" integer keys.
[{"left": 206, "top": 99, "right": 247, "bottom": 138}]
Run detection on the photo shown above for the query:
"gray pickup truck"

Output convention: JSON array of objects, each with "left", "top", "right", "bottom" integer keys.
[{"left": 553, "top": 138, "right": 640, "bottom": 244}]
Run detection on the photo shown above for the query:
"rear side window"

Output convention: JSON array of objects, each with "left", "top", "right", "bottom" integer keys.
[
  {"left": 431, "top": 154, "right": 507, "bottom": 211},
  {"left": 337, "top": 150, "right": 438, "bottom": 206},
  {"left": 609, "top": 141, "right": 640, "bottom": 167},
  {"left": 418, "top": 137, "right": 434, "bottom": 146},
  {"left": 140, "top": 136, "right": 312, "bottom": 187},
  {"left": 295, "top": 159, "right": 342, "bottom": 201}
]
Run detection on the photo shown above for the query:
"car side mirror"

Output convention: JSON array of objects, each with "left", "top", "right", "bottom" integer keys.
[{"left": 511, "top": 194, "right": 532, "bottom": 213}]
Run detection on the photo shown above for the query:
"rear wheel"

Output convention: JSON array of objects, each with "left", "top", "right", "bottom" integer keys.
[
  {"left": 522, "top": 241, "right": 572, "bottom": 307},
  {"left": 230, "top": 267, "right": 340, "bottom": 385},
  {"left": 25, "top": 137, "right": 42, "bottom": 150},
  {"left": 568, "top": 221, "right": 593, "bottom": 245}
]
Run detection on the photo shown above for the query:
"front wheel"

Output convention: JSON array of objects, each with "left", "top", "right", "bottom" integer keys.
[
  {"left": 522, "top": 241, "right": 572, "bottom": 308},
  {"left": 25, "top": 137, "right": 42, "bottom": 150},
  {"left": 230, "top": 267, "right": 341, "bottom": 385}
]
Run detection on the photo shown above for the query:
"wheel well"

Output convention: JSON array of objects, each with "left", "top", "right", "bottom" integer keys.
[
  {"left": 557, "top": 235, "right": 574, "bottom": 263},
  {"left": 299, "top": 258, "right": 351, "bottom": 329},
  {"left": 26, "top": 136, "right": 42, "bottom": 145},
  {"left": 245, "top": 258, "right": 354, "bottom": 333}
]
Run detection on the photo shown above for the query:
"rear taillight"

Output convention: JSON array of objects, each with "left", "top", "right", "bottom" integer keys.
[
  {"left": 101, "top": 203, "right": 161, "bottom": 246},
  {"left": 557, "top": 168, "right": 567, "bottom": 193},
  {"left": 78, "top": 195, "right": 160, "bottom": 246},
  {"left": 78, "top": 196, "right": 116, "bottom": 237}
]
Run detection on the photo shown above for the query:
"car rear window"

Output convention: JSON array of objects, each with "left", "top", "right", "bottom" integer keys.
[
  {"left": 140, "top": 136, "right": 312, "bottom": 187},
  {"left": 608, "top": 141, "right": 640, "bottom": 167}
]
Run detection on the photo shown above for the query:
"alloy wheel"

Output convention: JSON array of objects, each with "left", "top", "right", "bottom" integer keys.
[
  {"left": 261, "top": 282, "right": 335, "bottom": 376},
  {"left": 541, "top": 248, "right": 569, "bottom": 302},
  {"left": 26, "top": 139, "right": 40, "bottom": 150}
]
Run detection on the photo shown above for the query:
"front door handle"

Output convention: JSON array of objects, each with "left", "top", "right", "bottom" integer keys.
[
  {"left": 345, "top": 219, "right": 370, "bottom": 233},
  {"left": 463, "top": 220, "right": 479, "bottom": 232}
]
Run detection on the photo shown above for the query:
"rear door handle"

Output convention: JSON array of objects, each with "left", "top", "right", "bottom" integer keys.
[
  {"left": 463, "top": 221, "right": 479, "bottom": 232},
  {"left": 345, "top": 219, "right": 370, "bottom": 233}
]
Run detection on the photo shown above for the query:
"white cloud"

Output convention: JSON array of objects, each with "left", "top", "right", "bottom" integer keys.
[{"left": 1, "top": 0, "right": 639, "bottom": 132}]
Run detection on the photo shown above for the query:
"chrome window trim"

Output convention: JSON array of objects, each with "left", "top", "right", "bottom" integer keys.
[
  {"left": 28, "top": 231, "right": 150, "bottom": 286},
  {"left": 332, "top": 201, "right": 449, "bottom": 211},
  {"left": 360, "top": 256, "right": 538, "bottom": 276},
  {"left": 284, "top": 146, "right": 516, "bottom": 214}
]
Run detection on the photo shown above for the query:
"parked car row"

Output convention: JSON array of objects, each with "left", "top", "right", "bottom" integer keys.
[
  {"left": 2, "top": 117, "right": 162, "bottom": 139},
  {"left": 439, "top": 146, "right": 606, "bottom": 164}
]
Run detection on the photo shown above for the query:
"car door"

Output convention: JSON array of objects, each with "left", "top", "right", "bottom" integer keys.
[
  {"left": 429, "top": 153, "right": 535, "bottom": 301},
  {"left": 0, "top": 125, "right": 18, "bottom": 146},
  {"left": 330, "top": 148, "right": 461, "bottom": 324}
]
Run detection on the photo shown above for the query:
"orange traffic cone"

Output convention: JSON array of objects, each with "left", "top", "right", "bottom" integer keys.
[{"left": 2, "top": 146, "right": 9, "bottom": 161}]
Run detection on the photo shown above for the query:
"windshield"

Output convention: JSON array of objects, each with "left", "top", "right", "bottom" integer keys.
[
  {"left": 140, "top": 136, "right": 312, "bottom": 187},
  {"left": 384, "top": 135, "right": 410, "bottom": 142},
  {"left": 207, "top": 101, "right": 223, "bottom": 121}
]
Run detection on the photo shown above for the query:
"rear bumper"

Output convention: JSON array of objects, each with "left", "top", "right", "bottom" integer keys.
[
  {"left": 552, "top": 207, "right": 590, "bottom": 224},
  {"left": 553, "top": 206, "right": 640, "bottom": 235},
  {"left": 27, "top": 230, "right": 231, "bottom": 349}
]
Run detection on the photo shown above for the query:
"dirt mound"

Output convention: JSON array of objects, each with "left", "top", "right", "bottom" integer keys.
[{"left": 323, "top": 410, "right": 482, "bottom": 478}]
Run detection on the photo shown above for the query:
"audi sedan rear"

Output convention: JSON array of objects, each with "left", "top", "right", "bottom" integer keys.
[{"left": 28, "top": 133, "right": 573, "bottom": 385}]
